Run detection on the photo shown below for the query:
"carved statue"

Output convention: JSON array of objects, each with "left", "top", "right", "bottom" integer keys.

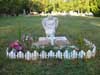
[
  {"left": 42, "top": 16, "right": 58, "bottom": 45},
  {"left": 42, "top": 16, "right": 58, "bottom": 37}
]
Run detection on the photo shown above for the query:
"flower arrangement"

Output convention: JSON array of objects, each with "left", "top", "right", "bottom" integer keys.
[
  {"left": 9, "top": 40, "right": 23, "bottom": 53},
  {"left": 21, "top": 34, "right": 33, "bottom": 50}
]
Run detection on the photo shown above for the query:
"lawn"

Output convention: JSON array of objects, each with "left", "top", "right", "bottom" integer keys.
[{"left": 0, "top": 16, "right": 100, "bottom": 75}]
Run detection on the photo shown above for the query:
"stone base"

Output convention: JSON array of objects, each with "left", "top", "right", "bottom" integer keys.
[{"left": 38, "top": 36, "right": 70, "bottom": 46}]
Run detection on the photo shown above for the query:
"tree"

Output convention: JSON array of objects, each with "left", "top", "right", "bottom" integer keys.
[
  {"left": 0, "top": 0, "right": 100, "bottom": 16},
  {"left": 31, "top": 0, "right": 45, "bottom": 13},
  {"left": 93, "top": 0, "right": 100, "bottom": 16}
]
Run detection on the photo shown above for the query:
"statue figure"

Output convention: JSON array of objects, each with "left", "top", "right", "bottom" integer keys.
[
  {"left": 42, "top": 16, "right": 58, "bottom": 37},
  {"left": 42, "top": 16, "right": 58, "bottom": 45}
]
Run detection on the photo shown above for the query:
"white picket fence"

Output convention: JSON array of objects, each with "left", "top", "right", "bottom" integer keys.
[
  {"left": 6, "top": 39, "right": 96, "bottom": 60},
  {"left": 6, "top": 45, "right": 96, "bottom": 60}
]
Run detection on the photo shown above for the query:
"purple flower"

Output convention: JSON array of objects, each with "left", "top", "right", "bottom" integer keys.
[{"left": 10, "top": 40, "right": 23, "bottom": 51}]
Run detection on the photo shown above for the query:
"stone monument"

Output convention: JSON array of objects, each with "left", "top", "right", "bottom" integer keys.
[
  {"left": 35, "top": 16, "right": 69, "bottom": 46},
  {"left": 42, "top": 16, "right": 58, "bottom": 37},
  {"left": 42, "top": 16, "right": 58, "bottom": 45}
]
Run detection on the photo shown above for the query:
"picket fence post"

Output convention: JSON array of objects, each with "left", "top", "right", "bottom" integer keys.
[
  {"left": 25, "top": 51, "right": 32, "bottom": 60},
  {"left": 31, "top": 50, "right": 39, "bottom": 60},
  {"left": 48, "top": 50, "right": 55, "bottom": 58},
  {"left": 86, "top": 50, "right": 92, "bottom": 59},
  {"left": 40, "top": 50, "right": 47, "bottom": 59},
  {"left": 63, "top": 50, "right": 69, "bottom": 59},
  {"left": 78, "top": 50, "right": 85, "bottom": 59},
  {"left": 92, "top": 44, "right": 96, "bottom": 57},
  {"left": 8, "top": 50, "right": 16, "bottom": 59},
  {"left": 55, "top": 50, "right": 62, "bottom": 59},
  {"left": 70, "top": 50, "right": 77, "bottom": 59},
  {"left": 17, "top": 51, "right": 24, "bottom": 59}
]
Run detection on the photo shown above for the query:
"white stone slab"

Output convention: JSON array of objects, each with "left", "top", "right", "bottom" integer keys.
[
  {"left": 38, "top": 36, "right": 69, "bottom": 46},
  {"left": 39, "top": 36, "right": 67, "bottom": 41},
  {"left": 55, "top": 36, "right": 67, "bottom": 41},
  {"left": 39, "top": 37, "right": 49, "bottom": 41}
]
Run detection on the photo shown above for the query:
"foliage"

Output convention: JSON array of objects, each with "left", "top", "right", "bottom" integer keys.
[
  {"left": 32, "top": 1, "right": 45, "bottom": 13},
  {"left": 0, "top": 0, "right": 100, "bottom": 16},
  {"left": 0, "top": 0, "right": 22, "bottom": 16},
  {"left": 76, "top": 36, "right": 90, "bottom": 51},
  {"left": 93, "top": 0, "right": 100, "bottom": 16}
]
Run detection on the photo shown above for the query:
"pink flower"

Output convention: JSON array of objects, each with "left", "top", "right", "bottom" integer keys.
[{"left": 10, "top": 40, "right": 23, "bottom": 51}]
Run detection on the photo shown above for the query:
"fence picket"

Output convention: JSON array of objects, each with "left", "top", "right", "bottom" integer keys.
[
  {"left": 78, "top": 50, "right": 85, "bottom": 59},
  {"left": 70, "top": 50, "right": 77, "bottom": 59},
  {"left": 55, "top": 50, "right": 62, "bottom": 59},
  {"left": 9, "top": 50, "right": 16, "bottom": 59},
  {"left": 63, "top": 50, "right": 69, "bottom": 59},
  {"left": 40, "top": 50, "right": 47, "bottom": 59},
  {"left": 25, "top": 51, "right": 32, "bottom": 60},
  {"left": 86, "top": 50, "right": 92, "bottom": 59},
  {"left": 31, "top": 50, "right": 39, "bottom": 60},
  {"left": 17, "top": 51, "right": 24, "bottom": 59},
  {"left": 48, "top": 50, "right": 55, "bottom": 58}
]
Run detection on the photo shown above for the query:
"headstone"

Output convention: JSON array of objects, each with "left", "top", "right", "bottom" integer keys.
[
  {"left": 78, "top": 50, "right": 85, "bottom": 59},
  {"left": 42, "top": 16, "right": 58, "bottom": 45},
  {"left": 63, "top": 50, "right": 69, "bottom": 59},
  {"left": 86, "top": 50, "right": 92, "bottom": 59},
  {"left": 9, "top": 50, "right": 16, "bottom": 59},
  {"left": 40, "top": 50, "right": 47, "bottom": 59},
  {"left": 55, "top": 50, "right": 62, "bottom": 59},
  {"left": 42, "top": 16, "right": 58, "bottom": 37},
  {"left": 31, "top": 50, "right": 39, "bottom": 60},
  {"left": 17, "top": 51, "right": 24, "bottom": 59},
  {"left": 71, "top": 50, "right": 77, "bottom": 59},
  {"left": 25, "top": 51, "right": 32, "bottom": 61},
  {"left": 48, "top": 50, "right": 55, "bottom": 58}
]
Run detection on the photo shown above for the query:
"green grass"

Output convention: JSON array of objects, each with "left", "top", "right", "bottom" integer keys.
[{"left": 0, "top": 16, "right": 100, "bottom": 75}]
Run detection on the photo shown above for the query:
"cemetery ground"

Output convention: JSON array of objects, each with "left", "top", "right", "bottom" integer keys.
[{"left": 0, "top": 16, "right": 100, "bottom": 75}]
